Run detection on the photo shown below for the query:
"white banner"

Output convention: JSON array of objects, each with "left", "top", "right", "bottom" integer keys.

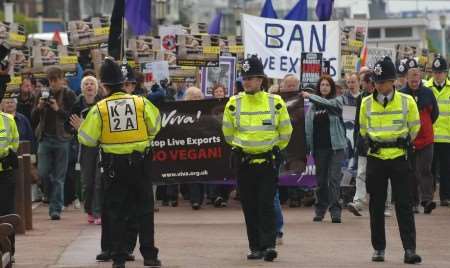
[{"left": 242, "top": 14, "right": 340, "bottom": 80}]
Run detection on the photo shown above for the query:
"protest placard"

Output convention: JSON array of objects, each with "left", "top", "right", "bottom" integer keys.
[
  {"left": 201, "top": 56, "right": 236, "bottom": 97},
  {"left": 366, "top": 47, "right": 395, "bottom": 68},
  {"left": 219, "top": 36, "right": 244, "bottom": 60},
  {"left": 159, "top": 25, "right": 185, "bottom": 52},
  {"left": 168, "top": 66, "right": 198, "bottom": 84},
  {"left": 0, "top": 21, "right": 26, "bottom": 48},
  {"left": 340, "top": 19, "right": 368, "bottom": 73},
  {"left": 242, "top": 14, "right": 340, "bottom": 79},
  {"left": 176, "top": 35, "right": 220, "bottom": 67},
  {"left": 28, "top": 39, "right": 78, "bottom": 76},
  {"left": 66, "top": 16, "right": 110, "bottom": 49},
  {"left": 300, "top": 52, "right": 322, "bottom": 89}
]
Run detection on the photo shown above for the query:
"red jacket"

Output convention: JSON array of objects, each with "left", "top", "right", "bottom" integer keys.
[{"left": 400, "top": 84, "right": 439, "bottom": 150}]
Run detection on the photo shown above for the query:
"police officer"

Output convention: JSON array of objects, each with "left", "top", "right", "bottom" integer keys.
[
  {"left": 424, "top": 56, "right": 450, "bottom": 207},
  {"left": 222, "top": 55, "right": 293, "bottom": 261},
  {"left": 78, "top": 57, "right": 161, "bottom": 268},
  {"left": 0, "top": 81, "right": 19, "bottom": 216},
  {"left": 359, "top": 57, "right": 422, "bottom": 264}
]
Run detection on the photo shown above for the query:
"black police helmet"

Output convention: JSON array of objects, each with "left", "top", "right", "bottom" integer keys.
[
  {"left": 100, "top": 57, "right": 125, "bottom": 86},
  {"left": 396, "top": 61, "right": 408, "bottom": 76},
  {"left": 120, "top": 63, "right": 136, "bottom": 83},
  {"left": 432, "top": 56, "right": 448, "bottom": 72},
  {"left": 241, "top": 55, "right": 265, "bottom": 78},
  {"left": 373, "top": 57, "right": 396, "bottom": 83},
  {"left": 405, "top": 58, "right": 419, "bottom": 70}
]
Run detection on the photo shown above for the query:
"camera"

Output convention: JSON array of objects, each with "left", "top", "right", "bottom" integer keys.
[{"left": 41, "top": 88, "right": 54, "bottom": 103}]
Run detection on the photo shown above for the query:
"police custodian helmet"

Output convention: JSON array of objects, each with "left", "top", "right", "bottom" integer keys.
[
  {"left": 396, "top": 61, "right": 408, "bottom": 77},
  {"left": 241, "top": 55, "right": 265, "bottom": 78},
  {"left": 100, "top": 57, "right": 125, "bottom": 86},
  {"left": 373, "top": 57, "right": 397, "bottom": 82},
  {"left": 431, "top": 56, "right": 448, "bottom": 72}
]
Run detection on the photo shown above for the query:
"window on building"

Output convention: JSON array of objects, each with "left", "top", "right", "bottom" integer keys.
[
  {"left": 368, "top": 28, "right": 381, "bottom": 38},
  {"left": 385, "top": 27, "right": 413, "bottom": 38}
]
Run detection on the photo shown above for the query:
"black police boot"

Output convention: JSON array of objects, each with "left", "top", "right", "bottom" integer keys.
[
  {"left": 112, "top": 261, "right": 125, "bottom": 268},
  {"left": 143, "top": 258, "right": 162, "bottom": 267},
  {"left": 423, "top": 201, "right": 436, "bottom": 214},
  {"left": 96, "top": 251, "right": 111, "bottom": 261},
  {"left": 247, "top": 250, "right": 263, "bottom": 260},
  {"left": 371, "top": 250, "right": 385, "bottom": 262},
  {"left": 263, "top": 248, "right": 278, "bottom": 262},
  {"left": 404, "top": 249, "right": 422, "bottom": 264}
]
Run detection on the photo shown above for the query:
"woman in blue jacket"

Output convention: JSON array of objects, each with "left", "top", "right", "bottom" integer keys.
[{"left": 301, "top": 75, "right": 348, "bottom": 223}]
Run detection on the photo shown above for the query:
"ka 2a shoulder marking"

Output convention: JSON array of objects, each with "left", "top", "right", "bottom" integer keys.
[{"left": 107, "top": 98, "right": 138, "bottom": 132}]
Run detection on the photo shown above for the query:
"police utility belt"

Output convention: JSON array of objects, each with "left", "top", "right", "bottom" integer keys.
[
  {"left": 368, "top": 137, "right": 410, "bottom": 154},
  {"left": 231, "top": 146, "right": 283, "bottom": 168},
  {"left": 0, "top": 149, "right": 19, "bottom": 171},
  {"left": 99, "top": 148, "right": 152, "bottom": 177}
]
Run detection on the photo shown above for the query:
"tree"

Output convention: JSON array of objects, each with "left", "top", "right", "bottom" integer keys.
[{"left": 0, "top": 11, "right": 38, "bottom": 33}]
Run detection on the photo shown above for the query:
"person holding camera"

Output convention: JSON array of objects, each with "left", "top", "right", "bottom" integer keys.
[{"left": 31, "top": 66, "right": 76, "bottom": 220}]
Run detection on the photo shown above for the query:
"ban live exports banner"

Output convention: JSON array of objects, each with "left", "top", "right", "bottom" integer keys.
[
  {"left": 150, "top": 93, "right": 308, "bottom": 185},
  {"left": 242, "top": 14, "right": 341, "bottom": 80}
]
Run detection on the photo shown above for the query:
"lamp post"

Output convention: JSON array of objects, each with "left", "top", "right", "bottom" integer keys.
[
  {"left": 4, "top": 0, "right": 14, "bottom": 23},
  {"left": 440, "top": 15, "right": 447, "bottom": 58},
  {"left": 155, "top": 0, "right": 167, "bottom": 26}
]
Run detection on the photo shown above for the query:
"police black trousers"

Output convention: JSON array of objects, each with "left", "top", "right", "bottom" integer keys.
[
  {"left": 366, "top": 155, "right": 416, "bottom": 251},
  {"left": 432, "top": 143, "right": 450, "bottom": 201},
  {"left": 0, "top": 170, "right": 16, "bottom": 256},
  {"left": 102, "top": 156, "right": 158, "bottom": 263},
  {"left": 237, "top": 161, "right": 277, "bottom": 251},
  {"left": 0, "top": 170, "right": 16, "bottom": 216}
]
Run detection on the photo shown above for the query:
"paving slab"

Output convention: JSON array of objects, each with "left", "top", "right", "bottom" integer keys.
[{"left": 14, "top": 201, "right": 450, "bottom": 268}]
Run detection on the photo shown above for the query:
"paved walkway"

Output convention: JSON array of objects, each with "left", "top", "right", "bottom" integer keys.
[{"left": 14, "top": 201, "right": 450, "bottom": 268}]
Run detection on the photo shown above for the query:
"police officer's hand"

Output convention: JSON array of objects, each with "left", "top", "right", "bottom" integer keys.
[
  {"left": 69, "top": 114, "right": 83, "bottom": 130},
  {"left": 48, "top": 98, "right": 59, "bottom": 111},
  {"left": 300, "top": 91, "right": 311, "bottom": 99}
]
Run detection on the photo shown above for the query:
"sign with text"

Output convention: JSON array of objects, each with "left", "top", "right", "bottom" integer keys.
[
  {"left": 242, "top": 14, "right": 340, "bottom": 79},
  {"left": 151, "top": 93, "right": 306, "bottom": 184},
  {"left": 366, "top": 47, "right": 395, "bottom": 68},
  {"left": 300, "top": 52, "right": 322, "bottom": 89},
  {"left": 340, "top": 19, "right": 368, "bottom": 72},
  {"left": 0, "top": 21, "right": 26, "bottom": 48},
  {"left": 66, "top": 16, "right": 110, "bottom": 49}
]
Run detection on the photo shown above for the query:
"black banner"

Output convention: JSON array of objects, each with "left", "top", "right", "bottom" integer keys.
[{"left": 151, "top": 93, "right": 306, "bottom": 184}]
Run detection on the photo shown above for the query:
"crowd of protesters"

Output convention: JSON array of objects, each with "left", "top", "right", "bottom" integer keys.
[{"left": 1, "top": 57, "right": 449, "bottom": 230}]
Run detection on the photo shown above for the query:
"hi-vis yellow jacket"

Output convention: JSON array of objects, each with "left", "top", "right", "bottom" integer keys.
[
  {"left": 425, "top": 78, "right": 450, "bottom": 143},
  {"left": 0, "top": 112, "right": 19, "bottom": 171},
  {"left": 359, "top": 90, "right": 420, "bottom": 160},
  {"left": 222, "top": 91, "right": 293, "bottom": 155},
  {"left": 78, "top": 92, "right": 161, "bottom": 154}
]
